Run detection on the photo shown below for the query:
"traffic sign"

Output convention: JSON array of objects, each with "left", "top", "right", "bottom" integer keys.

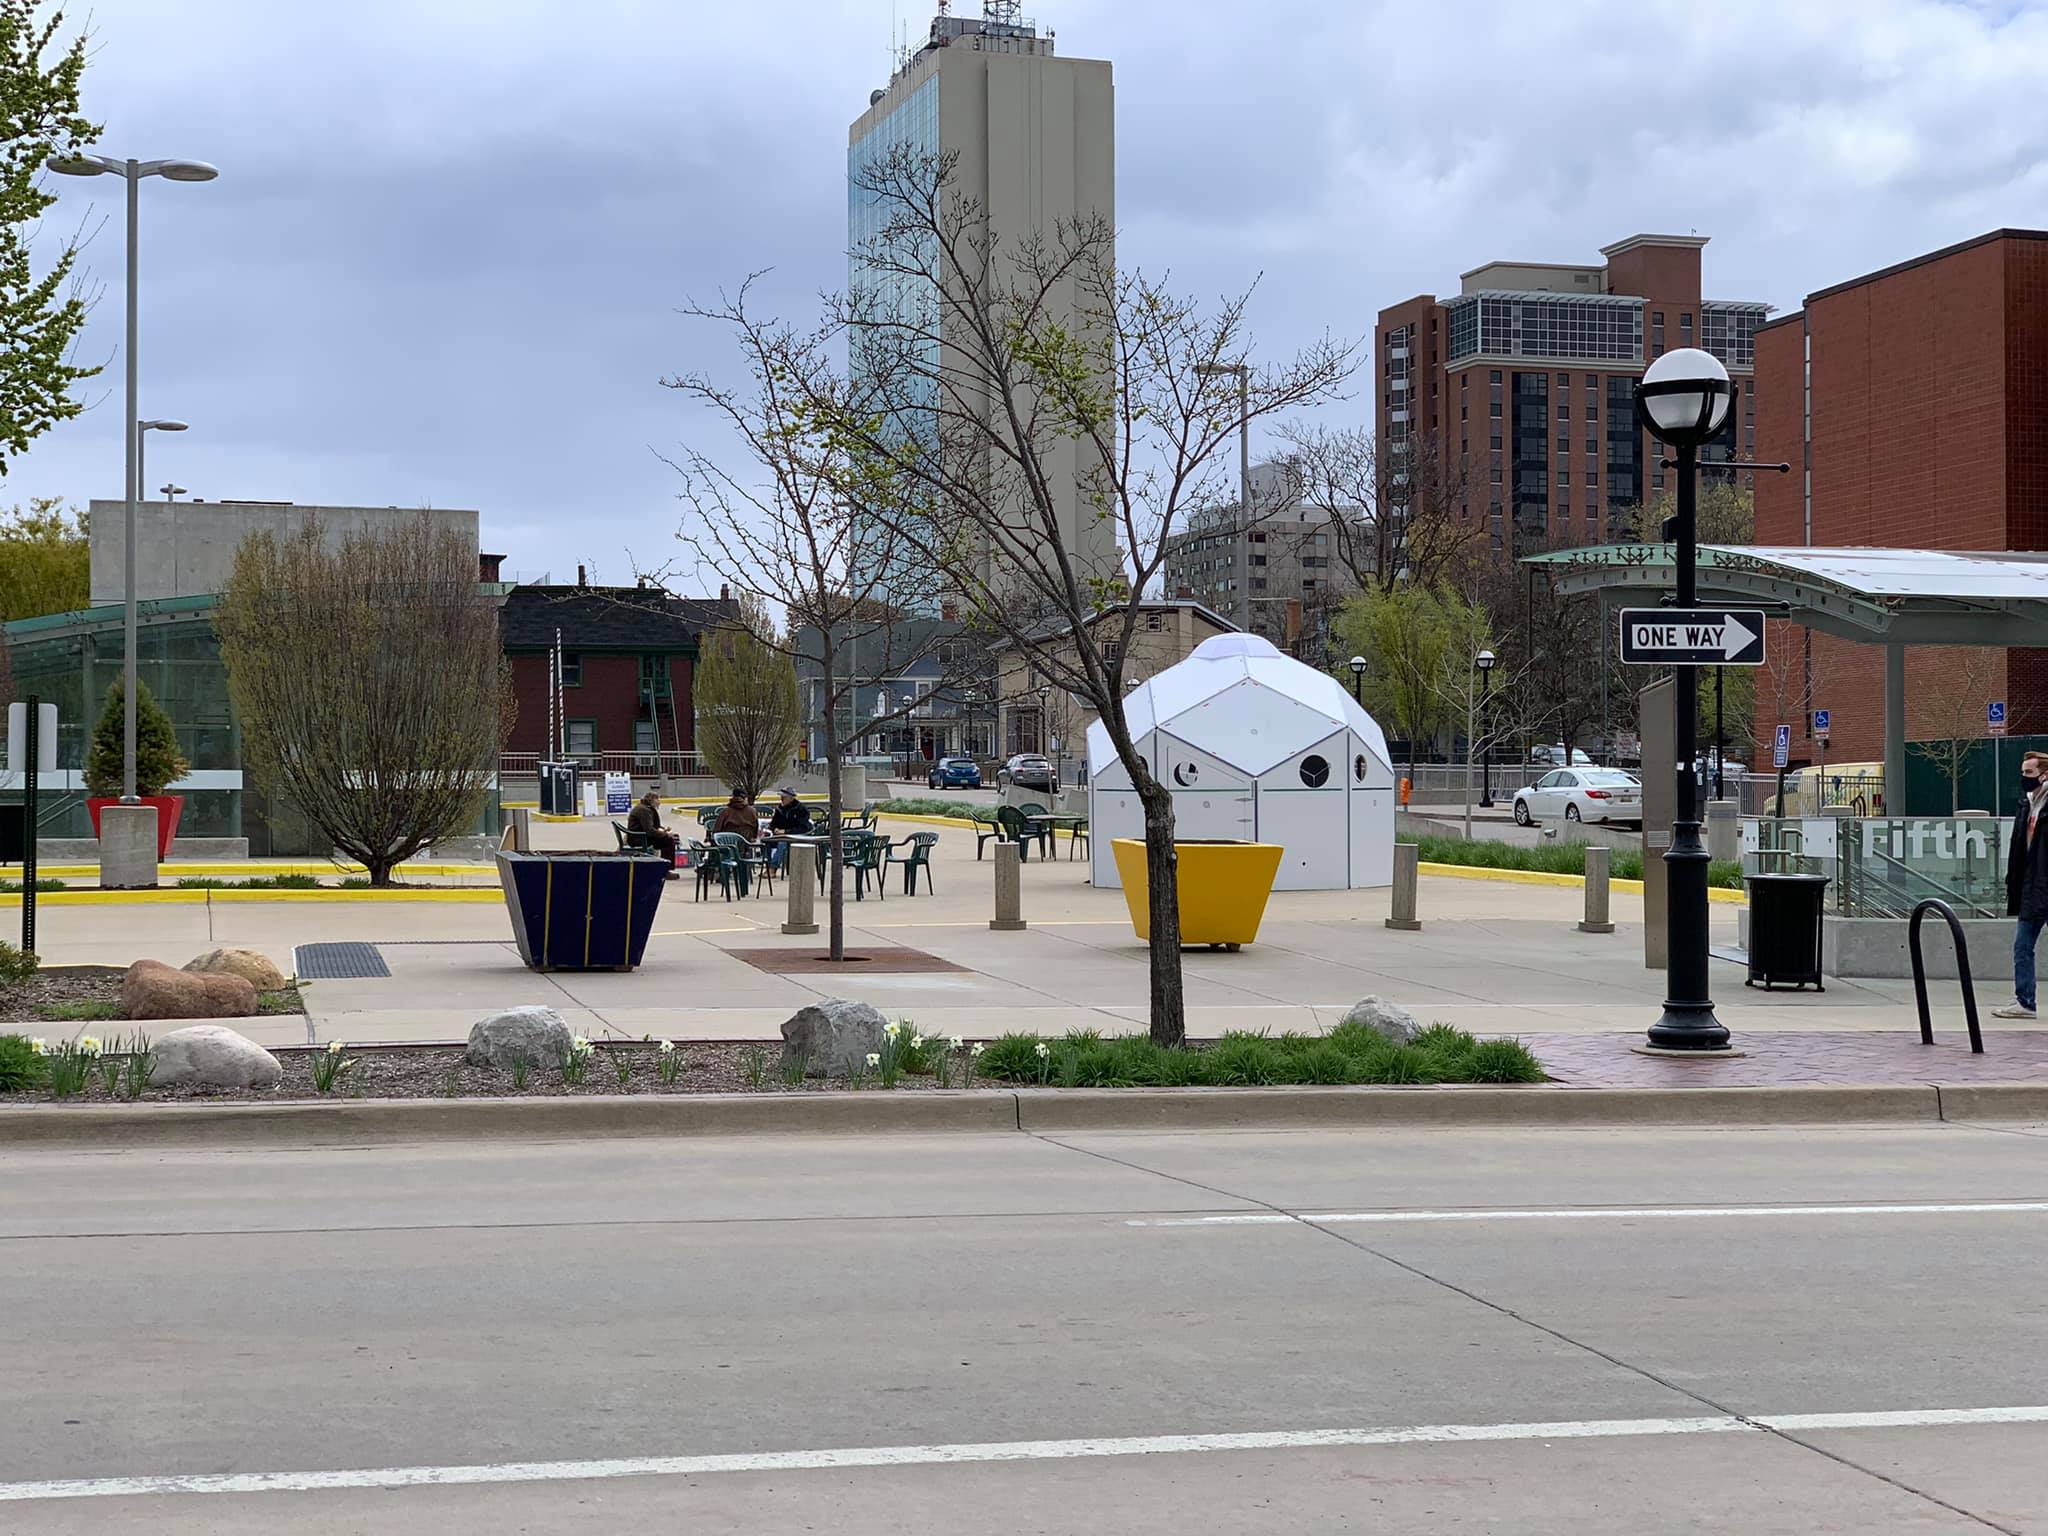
[
  {"left": 1814, "top": 709, "right": 1831, "bottom": 741},
  {"left": 1617, "top": 608, "right": 1766, "bottom": 667},
  {"left": 1989, "top": 700, "right": 2008, "bottom": 739},
  {"left": 1773, "top": 724, "right": 1790, "bottom": 769}
]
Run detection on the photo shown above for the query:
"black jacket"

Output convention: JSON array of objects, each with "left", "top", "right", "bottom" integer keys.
[
  {"left": 2007, "top": 793, "right": 2048, "bottom": 921},
  {"left": 769, "top": 801, "right": 813, "bottom": 835}
]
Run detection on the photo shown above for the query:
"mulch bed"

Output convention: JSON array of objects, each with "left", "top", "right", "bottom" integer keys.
[
  {"left": 0, "top": 970, "right": 307, "bottom": 1026},
  {"left": 0, "top": 1041, "right": 992, "bottom": 1104}
]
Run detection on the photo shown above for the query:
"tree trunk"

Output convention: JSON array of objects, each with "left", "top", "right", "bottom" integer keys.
[
  {"left": 1137, "top": 776, "right": 1185, "bottom": 1048},
  {"left": 368, "top": 855, "right": 395, "bottom": 888},
  {"left": 821, "top": 642, "right": 845, "bottom": 962}
]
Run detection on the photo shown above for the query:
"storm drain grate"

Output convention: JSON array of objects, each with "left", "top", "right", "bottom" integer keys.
[{"left": 294, "top": 942, "right": 392, "bottom": 980}]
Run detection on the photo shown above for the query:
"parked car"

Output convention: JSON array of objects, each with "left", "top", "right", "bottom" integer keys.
[
  {"left": 926, "top": 756, "right": 983, "bottom": 789},
  {"left": 1513, "top": 767, "right": 1644, "bottom": 827},
  {"left": 997, "top": 753, "right": 1057, "bottom": 792},
  {"left": 1529, "top": 744, "right": 1595, "bottom": 767}
]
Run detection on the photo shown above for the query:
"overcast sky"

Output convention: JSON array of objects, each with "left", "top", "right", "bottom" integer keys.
[{"left": 10, "top": 0, "right": 2047, "bottom": 593}]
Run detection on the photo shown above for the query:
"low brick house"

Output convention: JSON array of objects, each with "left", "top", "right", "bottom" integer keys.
[{"left": 500, "top": 585, "right": 737, "bottom": 759}]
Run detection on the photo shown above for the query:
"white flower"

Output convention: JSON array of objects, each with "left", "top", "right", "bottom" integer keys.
[
  {"left": 884, "top": 1022, "right": 902, "bottom": 1040},
  {"left": 948, "top": 1035, "right": 965, "bottom": 1051},
  {"left": 911, "top": 1034, "right": 925, "bottom": 1050},
  {"left": 657, "top": 1039, "right": 675, "bottom": 1055},
  {"left": 78, "top": 1036, "right": 103, "bottom": 1057},
  {"left": 570, "top": 1036, "right": 594, "bottom": 1057},
  {"left": 1034, "top": 1041, "right": 1050, "bottom": 1060},
  {"left": 971, "top": 1043, "right": 986, "bottom": 1058},
  {"left": 326, "top": 1040, "right": 344, "bottom": 1056},
  {"left": 864, "top": 1052, "right": 881, "bottom": 1068},
  {"left": 28, "top": 1037, "right": 47, "bottom": 1056}
]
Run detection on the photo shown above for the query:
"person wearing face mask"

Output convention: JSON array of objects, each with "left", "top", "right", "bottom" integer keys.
[{"left": 1996, "top": 751, "right": 2048, "bottom": 1018}]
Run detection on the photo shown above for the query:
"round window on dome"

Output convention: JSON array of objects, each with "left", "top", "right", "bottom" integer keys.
[{"left": 1299, "top": 754, "right": 1330, "bottom": 789}]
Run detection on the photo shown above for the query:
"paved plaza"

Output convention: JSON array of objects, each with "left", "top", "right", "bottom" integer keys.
[{"left": 21, "top": 814, "right": 2026, "bottom": 1087}]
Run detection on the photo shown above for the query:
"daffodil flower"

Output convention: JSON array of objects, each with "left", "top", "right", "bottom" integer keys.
[
  {"left": 28, "top": 1037, "right": 47, "bottom": 1056},
  {"left": 865, "top": 1052, "right": 881, "bottom": 1068},
  {"left": 326, "top": 1040, "right": 344, "bottom": 1055},
  {"left": 657, "top": 1039, "right": 676, "bottom": 1055},
  {"left": 1034, "top": 1041, "right": 1050, "bottom": 1059},
  {"left": 948, "top": 1035, "right": 966, "bottom": 1051},
  {"left": 971, "top": 1043, "right": 986, "bottom": 1058},
  {"left": 911, "top": 1034, "right": 925, "bottom": 1050},
  {"left": 78, "top": 1036, "right": 103, "bottom": 1057},
  {"left": 884, "top": 1022, "right": 902, "bottom": 1040}
]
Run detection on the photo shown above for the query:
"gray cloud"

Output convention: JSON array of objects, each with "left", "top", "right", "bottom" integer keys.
[{"left": 12, "top": 0, "right": 2048, "bottom": 588}]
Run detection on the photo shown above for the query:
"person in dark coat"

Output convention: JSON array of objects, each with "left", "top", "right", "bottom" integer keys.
[
  {"left": 626, "top": 791, "right": 680, "bottom": 879},
  {"left": 764, "top": 787, "right": 813, "bottom": 871},
  {"left": 1997, "top": 749, "right": 2048, "bottom": 1017},
  {"left": 711, "top": 793, "right": 761, "bottom": 842}
]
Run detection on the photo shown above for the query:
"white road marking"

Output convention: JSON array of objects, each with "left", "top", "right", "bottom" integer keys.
[
  {"left": 4, "top": 1406, "right": 2046, "bottom": 1503},
  {"left": 1126, "top": 1200, "right": 2048, "bottom": 1228}
]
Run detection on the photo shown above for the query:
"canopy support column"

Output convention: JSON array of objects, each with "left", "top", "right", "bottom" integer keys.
[{"left": 1885, "top": 643, "right": 1906, "bottom": 816}]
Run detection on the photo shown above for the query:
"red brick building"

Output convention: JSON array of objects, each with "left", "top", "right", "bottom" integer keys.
[
  {"left": 1751, "top": 229, "right": 2048, "bottom": 765},
  {"left": 1376, "top": 234, "right": 1766, "bottom": 558},
  {"left": 499, "top": 585, "right": 737, "bottom": 759}
]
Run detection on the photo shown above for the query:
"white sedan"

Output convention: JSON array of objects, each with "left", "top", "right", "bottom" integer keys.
[{"left": 1513, "top": 768, "right": 1643, "bottom": 827}]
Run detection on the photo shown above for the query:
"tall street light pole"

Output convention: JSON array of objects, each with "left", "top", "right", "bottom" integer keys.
[
  {"left": 1476, "top": 649, "right": 1497, "bottom": 808},
  {"left": 50, "top": 154, "right": 218, "bottom": 804},
  {"left": 1347, "top": 654, "right": 1367, "bottom": 705},
  {"left": 1635, "top": 349, "right": 1735, "bottom": 1053}
]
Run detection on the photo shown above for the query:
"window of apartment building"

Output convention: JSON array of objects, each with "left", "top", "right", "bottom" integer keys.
[
  {"left": 1585, "top": 373, "right": 1599, "bottom": 388},
  {"left": 1556, "top": 435, "right": 1570, "bottom": 454},
  {"left": 1250, "top": 553, "right": 1267, "bottom": 567},
  {"left": 1556, "top": 403, "right": 1569, "bottom": 420},
  {"left": 1557, "top": 469, "right": 1569, "bottom": 487},
  {"left": 1302, "top": 579, "right": 1318, "bottom": 592},
  {"left": 1100, "top": 640, "right": 1122, "bottom": 663},
  {"left": 1556, "top": 372, "right": 1570, "bottom": 387},
  {"left": 1489, "top": 398, "right": 1502, "bottom": 418},
  {"left": 1586, "top": 436, "right": 1599, "bottom": 455},
  {"left": 1249, "top": 530, "right": 1266, "bottom": 543},
  {"left": 1652, "top": 468, "right": 1667, "bottom": 491},
  {"left": 1490, "top": 433, "right": 1503, "bottom": 450},
  {"left": 1489, "top": 370, "right": 1502, "bottom": 383},
  {"left": 1146, "top": 612, "right": 1164, "bottom": 632},
  {"left": 1651, "top": 311, "right": 1665, "bottom": 356},
  {"left": 1460, "top": 404, "right": 1468, "bottom": 420},
  {"left": 565, "top": 719, "right": 597, "bottom": 755},
  {"left": 1680, "top": 313, "right": 1693, "bottom": 346},
  {"left": 1250, "top": 579, "right": 1265, "bottom": 592},
  {"left": 559, "top": 653, "right": 583, "bottom": 687},
  {"left": 1490, "top": 463, "right": 1503, "bottom": 485},
  {"left": 1586, "top": 403, "right": 1597, "bottom": 421}
]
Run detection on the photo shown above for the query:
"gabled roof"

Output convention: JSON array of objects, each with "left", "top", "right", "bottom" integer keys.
[{"left": 499, "top": 586, "right": 737, "bottom": 651}]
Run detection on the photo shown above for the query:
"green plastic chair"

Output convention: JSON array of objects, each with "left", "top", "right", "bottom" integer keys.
[
  {"left": 993, "top": 806, "right": 1035, "bottom": 862},
  {"left": 842, "top": 830, "right": 888, "bottom": 900},
  {"left": 689, "top": 841, "right": 730, "bottom": 901},
  {"left": 971, "top": 805, "right": 1003, "bottom": 860},
  {"left": 1015, "top": 802, "right": 1056, "bottom": 859},
  {"left": 712, "top": 832, "right": 766, "bottom": 898},
  {"left": 890, "top": 831, "right": 939, "bottom": 894}
]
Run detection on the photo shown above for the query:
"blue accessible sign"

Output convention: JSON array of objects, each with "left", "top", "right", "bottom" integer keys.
[
  {"left": 1989, "top": 700, "right": 2008, "bottom": 739},
  {"left": 1813, "top": 710, "right": 1831, "bottom": 741},
  {"left": 1773, "top": 724, "right": 1790, "bottom": 769}
]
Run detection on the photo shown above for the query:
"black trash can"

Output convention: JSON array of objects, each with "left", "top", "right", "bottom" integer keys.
[{"left": 1745, "top": 872, "right": 1830, "bottom": 992}]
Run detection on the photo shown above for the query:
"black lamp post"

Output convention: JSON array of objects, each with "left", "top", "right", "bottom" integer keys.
[
  {"left": 1348, "top": 654, "right": 1367, "bottom": 705},
  {"left": 1635, "top": 348, "right": 1736, "bottom": 1052},
  {"left": 1476, "top": 649, "right": 1497, "bottom": 807}
]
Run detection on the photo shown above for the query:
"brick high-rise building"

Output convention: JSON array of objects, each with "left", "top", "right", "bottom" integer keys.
[
  {"left": 1750, "top": 228, "right": 2048, "bottom": 767},
  {"left": 1376, "top": 235, "right": 1767, "bottom": 558}
]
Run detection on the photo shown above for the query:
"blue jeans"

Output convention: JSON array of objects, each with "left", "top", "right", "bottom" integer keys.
[
  {"left": 2016, "top": 917, "right": 2045, "bottom": 1009},
  {"left": 767, "top": 839, "right": 787, "bottom": 872}
]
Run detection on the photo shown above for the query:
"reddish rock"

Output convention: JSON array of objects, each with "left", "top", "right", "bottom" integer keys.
[{"left": 121, "top": 959, "right": 258, "bottom": 1020}]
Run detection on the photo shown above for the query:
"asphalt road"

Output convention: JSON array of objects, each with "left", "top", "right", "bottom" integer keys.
[{"left": 4, "top": 1122, "right": 2048, "bottom": 1532}]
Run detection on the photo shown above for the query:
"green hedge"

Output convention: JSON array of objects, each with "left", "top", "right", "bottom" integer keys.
[
  {"left": 1413, "top": 836, "right": 1742, "bottom": 890},
  {"left": 974, "top": 1024, "right": 1545, "bottom": 1088},
  {"left": 873, "top": 797, "right": 986, "bottom": 819}
]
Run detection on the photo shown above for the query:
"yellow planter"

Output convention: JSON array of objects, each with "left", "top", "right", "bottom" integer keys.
[{"left": 1111, "top": 838, "right": 1284, "bottom": 950}]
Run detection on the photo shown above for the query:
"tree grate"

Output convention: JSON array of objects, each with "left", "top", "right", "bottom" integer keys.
[{"left": 294, "top": 942, "right": 392, "bottom": 980}]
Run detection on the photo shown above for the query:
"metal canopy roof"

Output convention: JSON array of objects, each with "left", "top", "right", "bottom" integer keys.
[{"left": 1526, "top": 544, "right": 2048, "bottom": 646}]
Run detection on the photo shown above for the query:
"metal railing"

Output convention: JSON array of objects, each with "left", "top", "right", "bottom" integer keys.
[
  {"left": 501, "top": 751, "right": 709, "bottom": 781},
  {"left": 1910, "top": 899, "right": 1984, "bottom": 1053}
]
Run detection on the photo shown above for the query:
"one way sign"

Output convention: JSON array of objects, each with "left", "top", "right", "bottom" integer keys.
[{"left": 1618, "top": 608, "right": 1767, "bottom": 667}]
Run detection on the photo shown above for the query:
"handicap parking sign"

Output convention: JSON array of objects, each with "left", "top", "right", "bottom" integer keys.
[
  {"left": 1813, "top": 710, "right": 1831, "bottom": 740},
  {"left": 1773, "top": 724, "right": 1790, "bottom": 769},
  {"left": 1989, "top": 700, "right": 2008, "bottom": 738}
]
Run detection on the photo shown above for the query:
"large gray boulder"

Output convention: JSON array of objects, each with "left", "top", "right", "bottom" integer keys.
[
  {"left": 149, "top": 1025, "right": 283, "bottom": 1089},
  {"left": 466, "top": 1006, "right": 573, "bottom": 1070},
  {"left": 1338, "top": 996, "right": 1420, "bottom": 1047},
  {"left": 781, "top": 999, "right": 888, "bottom": 1079}
]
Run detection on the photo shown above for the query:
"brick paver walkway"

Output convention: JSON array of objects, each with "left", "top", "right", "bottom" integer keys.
[{"left": 1527, "top": 1030, "right": 2048, "bottom": 1087}]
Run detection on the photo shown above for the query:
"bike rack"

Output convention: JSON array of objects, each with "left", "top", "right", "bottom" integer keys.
[{"left": 1909, "top": 898, "right": 1984, "bottom": 1054}]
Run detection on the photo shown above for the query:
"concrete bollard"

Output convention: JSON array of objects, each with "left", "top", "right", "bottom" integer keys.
[
  {"left": 1385, "top": 842, "right": 1421, "bottom": 931},
  {"left": 506, "top": 806, "right": 533, "bottom": 852},
  {"left": 990, "top": 841, "right": 1027, "bottom": 931},
  {"left": 97, "top": 803, "right": 160, "bottom": 890},
  {"left": 782, "top": 844, "right": 820, "bottom": 935},
  {"left": 1579, "top": 845, "right": 1616, "bottom": 934},
  {"left": 1705, "top": 799, "right": 1739, "bottom": 864}
]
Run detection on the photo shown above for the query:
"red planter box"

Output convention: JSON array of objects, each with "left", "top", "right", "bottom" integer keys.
[{"left": 87, "top": 795, "right": 185, "bottom": 859}]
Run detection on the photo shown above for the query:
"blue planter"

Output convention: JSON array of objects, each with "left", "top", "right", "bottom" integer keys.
[{"left": 495, "top": 851, "right": 668, "bottom": 971}]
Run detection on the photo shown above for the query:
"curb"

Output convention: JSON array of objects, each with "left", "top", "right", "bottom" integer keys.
[
  {"left": 6, "top": 1081, "right": 2043, "bottom": 1147},
  {"left": 1416, "top": 861, "right": 1746, "bottom": 905},
  {"left": 0, "top": 887, "right": 503, "bottom": 907}
]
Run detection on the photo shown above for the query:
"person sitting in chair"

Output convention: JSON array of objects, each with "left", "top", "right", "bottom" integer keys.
[
  {"left": 764, "top": 787, "right": 812, "bottom": 871},
  {"left": 711, "top": 792, "right": 761, "bottom": 843},
  {"left": 627, "top": 790, "right": 680, "bottom": 879}
]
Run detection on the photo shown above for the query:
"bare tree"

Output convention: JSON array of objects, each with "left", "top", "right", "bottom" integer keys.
[
  {"left": 656, "top": 280, "right": 984, "bottom": 961},
  {"left": 695, "top": 594, "right": 802, "bottom": 802},
  {"left": 1278, "top": 423, "right": 1481, "bottom": 596},
  {"left": 830, "top": 146, "right": 1355, "bottom": 1045},
  {"left": 213, "top": 514, "right": 513, "bottom": 885},
  {"left": 1909, "top": 648, "right": 2000, "bottom": 813}
]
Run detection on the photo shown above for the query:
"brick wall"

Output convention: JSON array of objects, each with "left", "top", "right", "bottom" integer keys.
[{"left": 507, "top": 653, "right": 691, "bottom": 755}]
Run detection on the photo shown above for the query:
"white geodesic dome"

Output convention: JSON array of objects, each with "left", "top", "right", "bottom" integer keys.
[{"left": 1085, "top": 633, "right": 1396, "bottom": 890}]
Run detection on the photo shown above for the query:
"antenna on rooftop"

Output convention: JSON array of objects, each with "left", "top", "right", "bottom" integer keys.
[{"left": 984, "top": 0, "right": 1022, "bottom": 24}]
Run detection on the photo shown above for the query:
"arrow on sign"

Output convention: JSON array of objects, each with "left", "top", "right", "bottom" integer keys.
[{"left": 1718, "top": 614, "right": 1757, "bottom": 661}]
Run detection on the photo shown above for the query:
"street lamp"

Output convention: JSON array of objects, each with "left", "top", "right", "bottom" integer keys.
[
  {"left": 49, "top": 154, "right": 218, "bottom": 804},
  {"left": 138, "top": 420, "right": 187, "bottom": 520},
  {"left": 1347, "top": 654, "right": 1367, "bottom": 705},
  {"left": 1475, "top": 649, "right": 1497, "bottom": 808},
  {"left": 1635, "top": 348, "right": 1735, "bottom": 1053}
]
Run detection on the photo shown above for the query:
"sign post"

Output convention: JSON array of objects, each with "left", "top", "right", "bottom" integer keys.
[
  {"left": 1773, "top": 723, "right": 1791, "bottom": 815},
  {"left": 1990, "top": 701, "right": 2007, "bottom": 802}
]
